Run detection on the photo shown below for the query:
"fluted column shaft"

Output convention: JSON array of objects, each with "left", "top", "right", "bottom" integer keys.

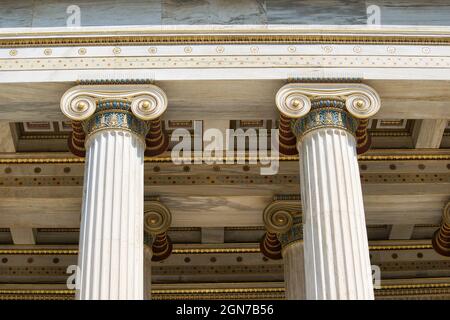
[
  {"left": 276, "top": 213, "right": 305, "bottom": 300},
  {"left": 60, "top": 85, "right": 168, "bottom": 300},
  {"left": 144, "top": 246, "right": 153, "bottom": 300},
  {"left": 283, "top": 241, "right": 305, "bottom": 299},
  {"left": 262, "top": 200, "right": 305, "bottom": 300},
  {"left": 276, "top": 84, "right": 381, "bottom": 300},
  {"left": 77, "top": 128, "right": 145, "bottom": 299},
  {"left": 299, "top": 127, "right": 373, "bottom": 299}
]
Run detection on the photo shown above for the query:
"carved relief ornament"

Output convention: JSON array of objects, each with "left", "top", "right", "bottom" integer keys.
[
  {"left": 60, "top": 84, "right": 168, "bottom": 122},
  {"left": 275, "top": 83, "right": 381, "bottom": 120}
]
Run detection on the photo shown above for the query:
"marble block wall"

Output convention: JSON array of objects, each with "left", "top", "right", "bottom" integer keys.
[{"left": 1, "top": 0, "right": 450, "bottom": 28}]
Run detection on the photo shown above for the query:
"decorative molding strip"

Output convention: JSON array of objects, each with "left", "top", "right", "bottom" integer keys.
[
  {"left": 0, "top": 242, "right": 434, "bottom": 256},
  {"left": 0, "top": 172, "right": 447, "bottom": 187},
  {"left": 224, "top": 226, "right": 265, "bottom": 231},
  {"left": 19, "top": 135, "right": 69, "bottom": 140},
  {"left": 2, "top": 55, "right": 450, "bottom": 72},
  {"left": 77, "top": 79, "right": 154, "bottom": 85},
  {"left": 171, "top": 248, "right": 261, "bottom": 254},
  {"left": 2, "top": 32, "right": 450, "bottom": 48},
  {"left": 2, "top": 282, "right": 450, "bottom": 300},
  {"left": 0, "top": 289, "right": 75, "bottom": 300},
  {"left": 288, "top": 77, "right": 363, "bottom": 83},
  {"left": 151, "top": 288, "right": 285, "bottom": 295},
  {"left": 370, "top": 131, "right": 411, "bottom": 137},
  {"left": 0, "top": 249, "right": 78, "bottom": 255},
  {"left": 37, "top": 228, "right": 80, "bottom": 232},
  {"left": 291, "top": 98, "right": 359, "bottom": 138},
  {"left": 369, "top": 244, "right": 433, "bottom": 251},
  {"left": 1, "top": 154, "right": 449, "bottom": 165}
]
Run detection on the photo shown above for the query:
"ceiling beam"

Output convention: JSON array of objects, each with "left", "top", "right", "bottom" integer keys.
[
  {"left": 0, "top": 122, "right": 16, "bottom": 153},
  {"left": 9, "top": 227, "right": 36, "bottom": 245},
  {"left": 201, "top": 228, "right": 225, "bottom": 244},
  {"left": 413, "top": 119, "right": 448, "bottom": 148},
  {"left": 203, "top": 119, "right": 230, "bottom": 151},
  {"left": 388, "top": 224, "right": 415, "bottom": 240},
  {"left": 0, "top": 193, "right": 446, "bottom": 228}
]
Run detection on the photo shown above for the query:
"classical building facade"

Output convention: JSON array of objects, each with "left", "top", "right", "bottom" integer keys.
[{"left": 0, "top": 1, "right": 449, "bottom": 300}]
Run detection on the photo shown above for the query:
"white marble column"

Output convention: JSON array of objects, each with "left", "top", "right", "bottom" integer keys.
[
  {"left": 262, "top": 199, "right": 305, "bottom": 300},
  {"left": 144, "top": 246, "right": 153, "bottom": 300},
  {"left": 282, "top": 241, "right": 305, "bottom": 300},
  {"left": 278, "top": 213, "right": 305, "bottom": 300},
  {"left": 60, "top": 85, "right": 168, "bottom": 300},
  {"left": 77, "top": 128, "right": 145, "bottom": 299},
  {"left": 276, "top": 83, "right": 381, "bottom": 300},
  {"left": 143, "top": 200, "right": 173, "bottom": 300},
  {"left": 299, "top": 127, "right": 373, "bottom": 299}
]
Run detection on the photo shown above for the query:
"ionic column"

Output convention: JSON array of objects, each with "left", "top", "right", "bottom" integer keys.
[
  {"left": 143, "top": 200, "right": 173, "bottom": 300},
  {"left": 276, "top": 84, "right": 381, "bottom": 300},
  {"left": 262, "top": 197, "right": 305, "bottom": 300},
  {"left": 279, "top": 215, "right": 304, "bottom": 300},
  {"left": 432, "top": 202, "right": 450, "bottom": 257},
  {"left": 60, "top": 85, "right": 167, "bottom": 300}
]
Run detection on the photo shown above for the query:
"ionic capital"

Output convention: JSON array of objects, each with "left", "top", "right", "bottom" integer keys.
[
  {"left": 144, "top": 199, "right": 173, "bottom": 262},
  {"left": 144, "top": 201, "right": 172, "bottom": 235},
  {"left": 275, "top": 83, "right": 381, "bottom": 120},
  {"left": 263, "top": 198, "right": 301, "bottom": 234},
  {"left": 60, "top": 85, "right": 168, "bottom": 154},
  {"left": 432, "top": 202, "right": 450, "bottom": 257},
  {"left": 260, "top": 196, "right": 303, "bottom": 259},
  {"left": 60, "top": 84, "right": 168, "bottom": 122}
]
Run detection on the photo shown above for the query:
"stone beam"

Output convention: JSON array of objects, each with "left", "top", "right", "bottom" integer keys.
[
  {"left": 388, "top": 225, "right": 415, "bottom": 240},
  {"left": 0, "top": 122, "right": 16, "bottom": 153},
  {"left": 9, "top": 227, "right": 36, "bottom": 245},
  {"left": 201, "top": 228, "right": 225, "bottom": 244},
  {"left": 413, "top": 119, "right": 447, "bottom": 148},
  {"left": 1, "top": 81, "right": 450, "bottom": 121}
]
